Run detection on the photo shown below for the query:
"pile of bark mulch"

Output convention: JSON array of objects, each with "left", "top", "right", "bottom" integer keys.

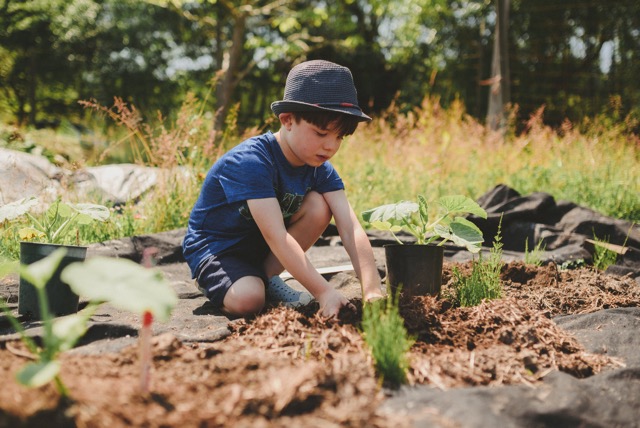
[
  {"left": 227, "top": 260, "right": 638, "bottom": 391},
  {"left": 496, "top": 261, "right": 640, "bottom": 316},
  {"left": 2, "top": 260, "right": 639, "bottom": 427}
]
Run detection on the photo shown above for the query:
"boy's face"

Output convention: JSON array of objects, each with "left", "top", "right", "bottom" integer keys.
[{"left": 279, "top": 114, "right": 343, "bottom": 168}]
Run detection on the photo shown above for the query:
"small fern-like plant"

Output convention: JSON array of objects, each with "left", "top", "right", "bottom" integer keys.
[
  {"left": 451, "top": 221, "right": 504, "bottom": 307},
  {"left": 361, "top": 292, "right": 414, "bottom": 387},
  {"left": 524, "top": 239, "right": 546, "bottom": 266}
]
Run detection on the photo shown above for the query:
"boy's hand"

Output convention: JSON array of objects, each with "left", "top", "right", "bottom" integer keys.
[
  {"left": 364, "top": 288, "right": 385, "bottom": 302},
  {"left": 317, "top": 288, "right": 355, "bottom": 318}
]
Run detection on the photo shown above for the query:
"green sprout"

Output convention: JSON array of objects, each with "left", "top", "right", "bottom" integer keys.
[{"left": 0, "top": 249, "right": 178, "bottom": 396}]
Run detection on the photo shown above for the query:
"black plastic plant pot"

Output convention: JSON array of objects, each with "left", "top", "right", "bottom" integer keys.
[
  {"left": 18, "top": 242, "right": 87, "bottom": 319},
  {"left": 384, "top": 244, "right": 444, "bottom": 301}
]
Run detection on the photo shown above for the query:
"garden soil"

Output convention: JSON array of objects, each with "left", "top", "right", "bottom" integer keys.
[{"left": 2, "top": 247, "right": 640, "bottom": 427}]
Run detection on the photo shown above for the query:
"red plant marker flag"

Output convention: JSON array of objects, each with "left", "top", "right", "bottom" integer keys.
[{"left": 139, "top": 310, "right": 153, "bottom": 394}]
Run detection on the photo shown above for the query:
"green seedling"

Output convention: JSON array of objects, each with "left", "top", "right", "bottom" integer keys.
[
  {"left": 362, "top": 195, "right": 488, "bottom": 252},
  {"left": 62, "top": 251, "right": 178, "bottom": 394},
  {"left": 0, "top": 248, "right": 177, "bottom": 397},
  {"left": 449, "top": 223, "right": 504, "bottom": 307},
  {"left": 524, "top": 239, "right": 546, "bottom": 266},
  {"left": 0, "top": 249, "right": 98, "bottom": 396},
  {"left": 361, "top": 291, "right": 414, "bottom": 387},
  {"left": 0, "top": 196, "right": 110, "bottom": 245}
]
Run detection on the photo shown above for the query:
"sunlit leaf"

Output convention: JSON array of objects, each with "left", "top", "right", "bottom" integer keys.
[
  {"left": 52, "top": 306, "right": 96, "bottom": 352},
  {"left": 362, "top": 201, "right": 419, "bottom": 224},
  {"left": 0, "top": 196, "right": 39, "bottom": 221},
  {"left": 437, "top": 195, "right": 487, "bottom": 219},
  {"left": 436, "top": 217, "right": 485, "bottom": 253},
  {"left": 70, "top": 203, "right": 110, "bottom": 224},
  {"left": 62, "top": 257, "right": 177, "bottom": 322},
  {"left": 16, "top": 360, "right": 60, "bottom": 388}
]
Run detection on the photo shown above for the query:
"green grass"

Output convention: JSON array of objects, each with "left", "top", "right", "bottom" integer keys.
[
  {"left": 335, "top": 99, "right": 640, "bottom": 222},
  {"left": 591, "top": 234, "right": 620, "bottom": 272}
]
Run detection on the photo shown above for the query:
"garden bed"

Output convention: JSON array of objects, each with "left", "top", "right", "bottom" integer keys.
[{"left": 1, "top": 260, "right": 639, "bottom": 427}]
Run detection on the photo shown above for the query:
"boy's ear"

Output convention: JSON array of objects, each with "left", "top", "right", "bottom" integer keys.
[{"left": 278, "top": 112, "right": 293, "bottom": 127}]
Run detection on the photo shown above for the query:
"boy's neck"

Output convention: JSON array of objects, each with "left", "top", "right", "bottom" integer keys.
[{"left": 274, "top": 130, "right": 305, "bottom": 168}]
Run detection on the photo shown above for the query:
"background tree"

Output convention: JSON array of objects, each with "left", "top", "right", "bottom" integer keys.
[{"left": 1, "top": 0, "right": 639, "bottom": 130}]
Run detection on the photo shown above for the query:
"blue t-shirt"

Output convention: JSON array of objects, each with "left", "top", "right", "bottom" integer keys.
[{"left": 182, "top": 131, "right": 344, "bottom": 277}]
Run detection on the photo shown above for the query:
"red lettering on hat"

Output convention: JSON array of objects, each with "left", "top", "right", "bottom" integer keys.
[{"left": 340, "top": 103, "right": 354, "bottom": 107}]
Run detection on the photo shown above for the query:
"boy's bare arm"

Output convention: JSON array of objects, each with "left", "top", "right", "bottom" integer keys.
[
  {"left": 323, "top": 190, "right": 384, "bottom": 301},
  {"left": 247, "top": 197, "right": 352, "bottom": 316}
]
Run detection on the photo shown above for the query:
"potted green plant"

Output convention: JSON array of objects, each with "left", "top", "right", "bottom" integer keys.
[
  {"left": 0, "top": 196, "right": 110, "bottom": 318},
  {"left": 362, "top": 195, "right": 487, "bottom": 299}
]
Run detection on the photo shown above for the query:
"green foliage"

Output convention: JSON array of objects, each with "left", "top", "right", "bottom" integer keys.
[
  {"left": 0, "top": 197, "right": 110, "bottom": 245},
  {"left": 362, "top": 195, "right": 487, "bottom": 252},
  {"left": 559, "top": 258, "right": 586, "bottom": 271},
  {"left": 361, "top": 293, "right": 414, "bottom": 387},
  {"left": 591, "top": 234, "right": 619, "bottom": 272},
  {"left": 524, "top": 239, "right": 546, "bottom": 266},
  {"left": 0, "top": 249, "right": 97, "bottom": 395},
  {"left": 0, "top": 248, "right": 177, "bottom": 396},
  {"left": 450, "top": 224, "right": 504, "bottom": 307}
]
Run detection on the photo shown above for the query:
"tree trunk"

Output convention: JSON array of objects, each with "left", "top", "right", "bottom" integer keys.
[
  {"left": 214, "top": 11, "right": 246, "bottom": 133},
  {"left": 487, "top": 0, "right": 510, "bottom": 131}
]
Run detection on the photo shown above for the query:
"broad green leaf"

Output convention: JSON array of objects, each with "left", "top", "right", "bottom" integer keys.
[
  {"left": 0, "top": 196, "right": 39, "bottom": 221},
  {"left": 437, "top": 195, "right": 487, "bottom": 219},
  {"left": 435, "top": 217, "right": 485, "bottom": 253},
  {"left": 19, "top": 248, "right": 67, "bottom": 289},
  {"left": 16, "top": 360, "right": 60, "bottom": 388},
  {"left": 417, "top": 195, "right": 429, "bottom": 223},
  {"left": 362, "top": 201, "right": 419, "bottom": 224},
  {"left": 369, "top": 221, "right": 402, "bottom": 233},
  {"left": 70, "top": 203, "right": 110, "bottom": 224},
  {"left": 62, "top": 257, "right": 177, "bottom": 322},
  {"left": 48, "top": 200, "right": 74, "bottom": 219},
  {"left": 52, "top": 306, "right": 96, "bottom": 352}
]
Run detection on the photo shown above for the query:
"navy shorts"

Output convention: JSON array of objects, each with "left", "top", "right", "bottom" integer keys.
[{"left": 195, "top": 251, "right": 269, "bottom": 308}]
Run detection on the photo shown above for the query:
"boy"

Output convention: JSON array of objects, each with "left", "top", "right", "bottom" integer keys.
[{"left": 182, "top": 60, "right": 383, "bottom": 318}]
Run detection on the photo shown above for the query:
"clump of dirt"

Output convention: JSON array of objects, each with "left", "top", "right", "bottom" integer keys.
[{"left": 0, "top": 261, "right": 639, "bottom": 427}]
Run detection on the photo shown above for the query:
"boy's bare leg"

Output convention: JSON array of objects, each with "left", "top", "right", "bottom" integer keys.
[
  {"left": 222, "top": 276, "right": 265, "bottom": 317},
  {"left": 262, "top": 191, "right": 331, "bottom": 277},
  {"left": 221, "top": 191, "right": 330, "bottom": 317}
]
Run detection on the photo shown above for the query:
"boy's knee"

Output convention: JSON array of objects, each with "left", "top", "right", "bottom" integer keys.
[
  {"left": 300, "top": 191, "right": 331, "bottom": 224},
  {"left": 222, "top": 278, "right": 265, "bottom": 317}
]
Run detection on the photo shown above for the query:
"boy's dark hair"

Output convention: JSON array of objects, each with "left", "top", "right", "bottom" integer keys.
[{"left": 292, "top": 111, "right": 360, "bottom": 137}]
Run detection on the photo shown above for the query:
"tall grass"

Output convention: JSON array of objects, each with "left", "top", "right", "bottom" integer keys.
[
  {"left": 2, "top": 94, "right": 638, "bottom": 256},
  {"left": 334, "top": 99, "right": 640, "bottom": 222},
  {"left": 78, "top": 89, "right": 232, "bottom": 236}
]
